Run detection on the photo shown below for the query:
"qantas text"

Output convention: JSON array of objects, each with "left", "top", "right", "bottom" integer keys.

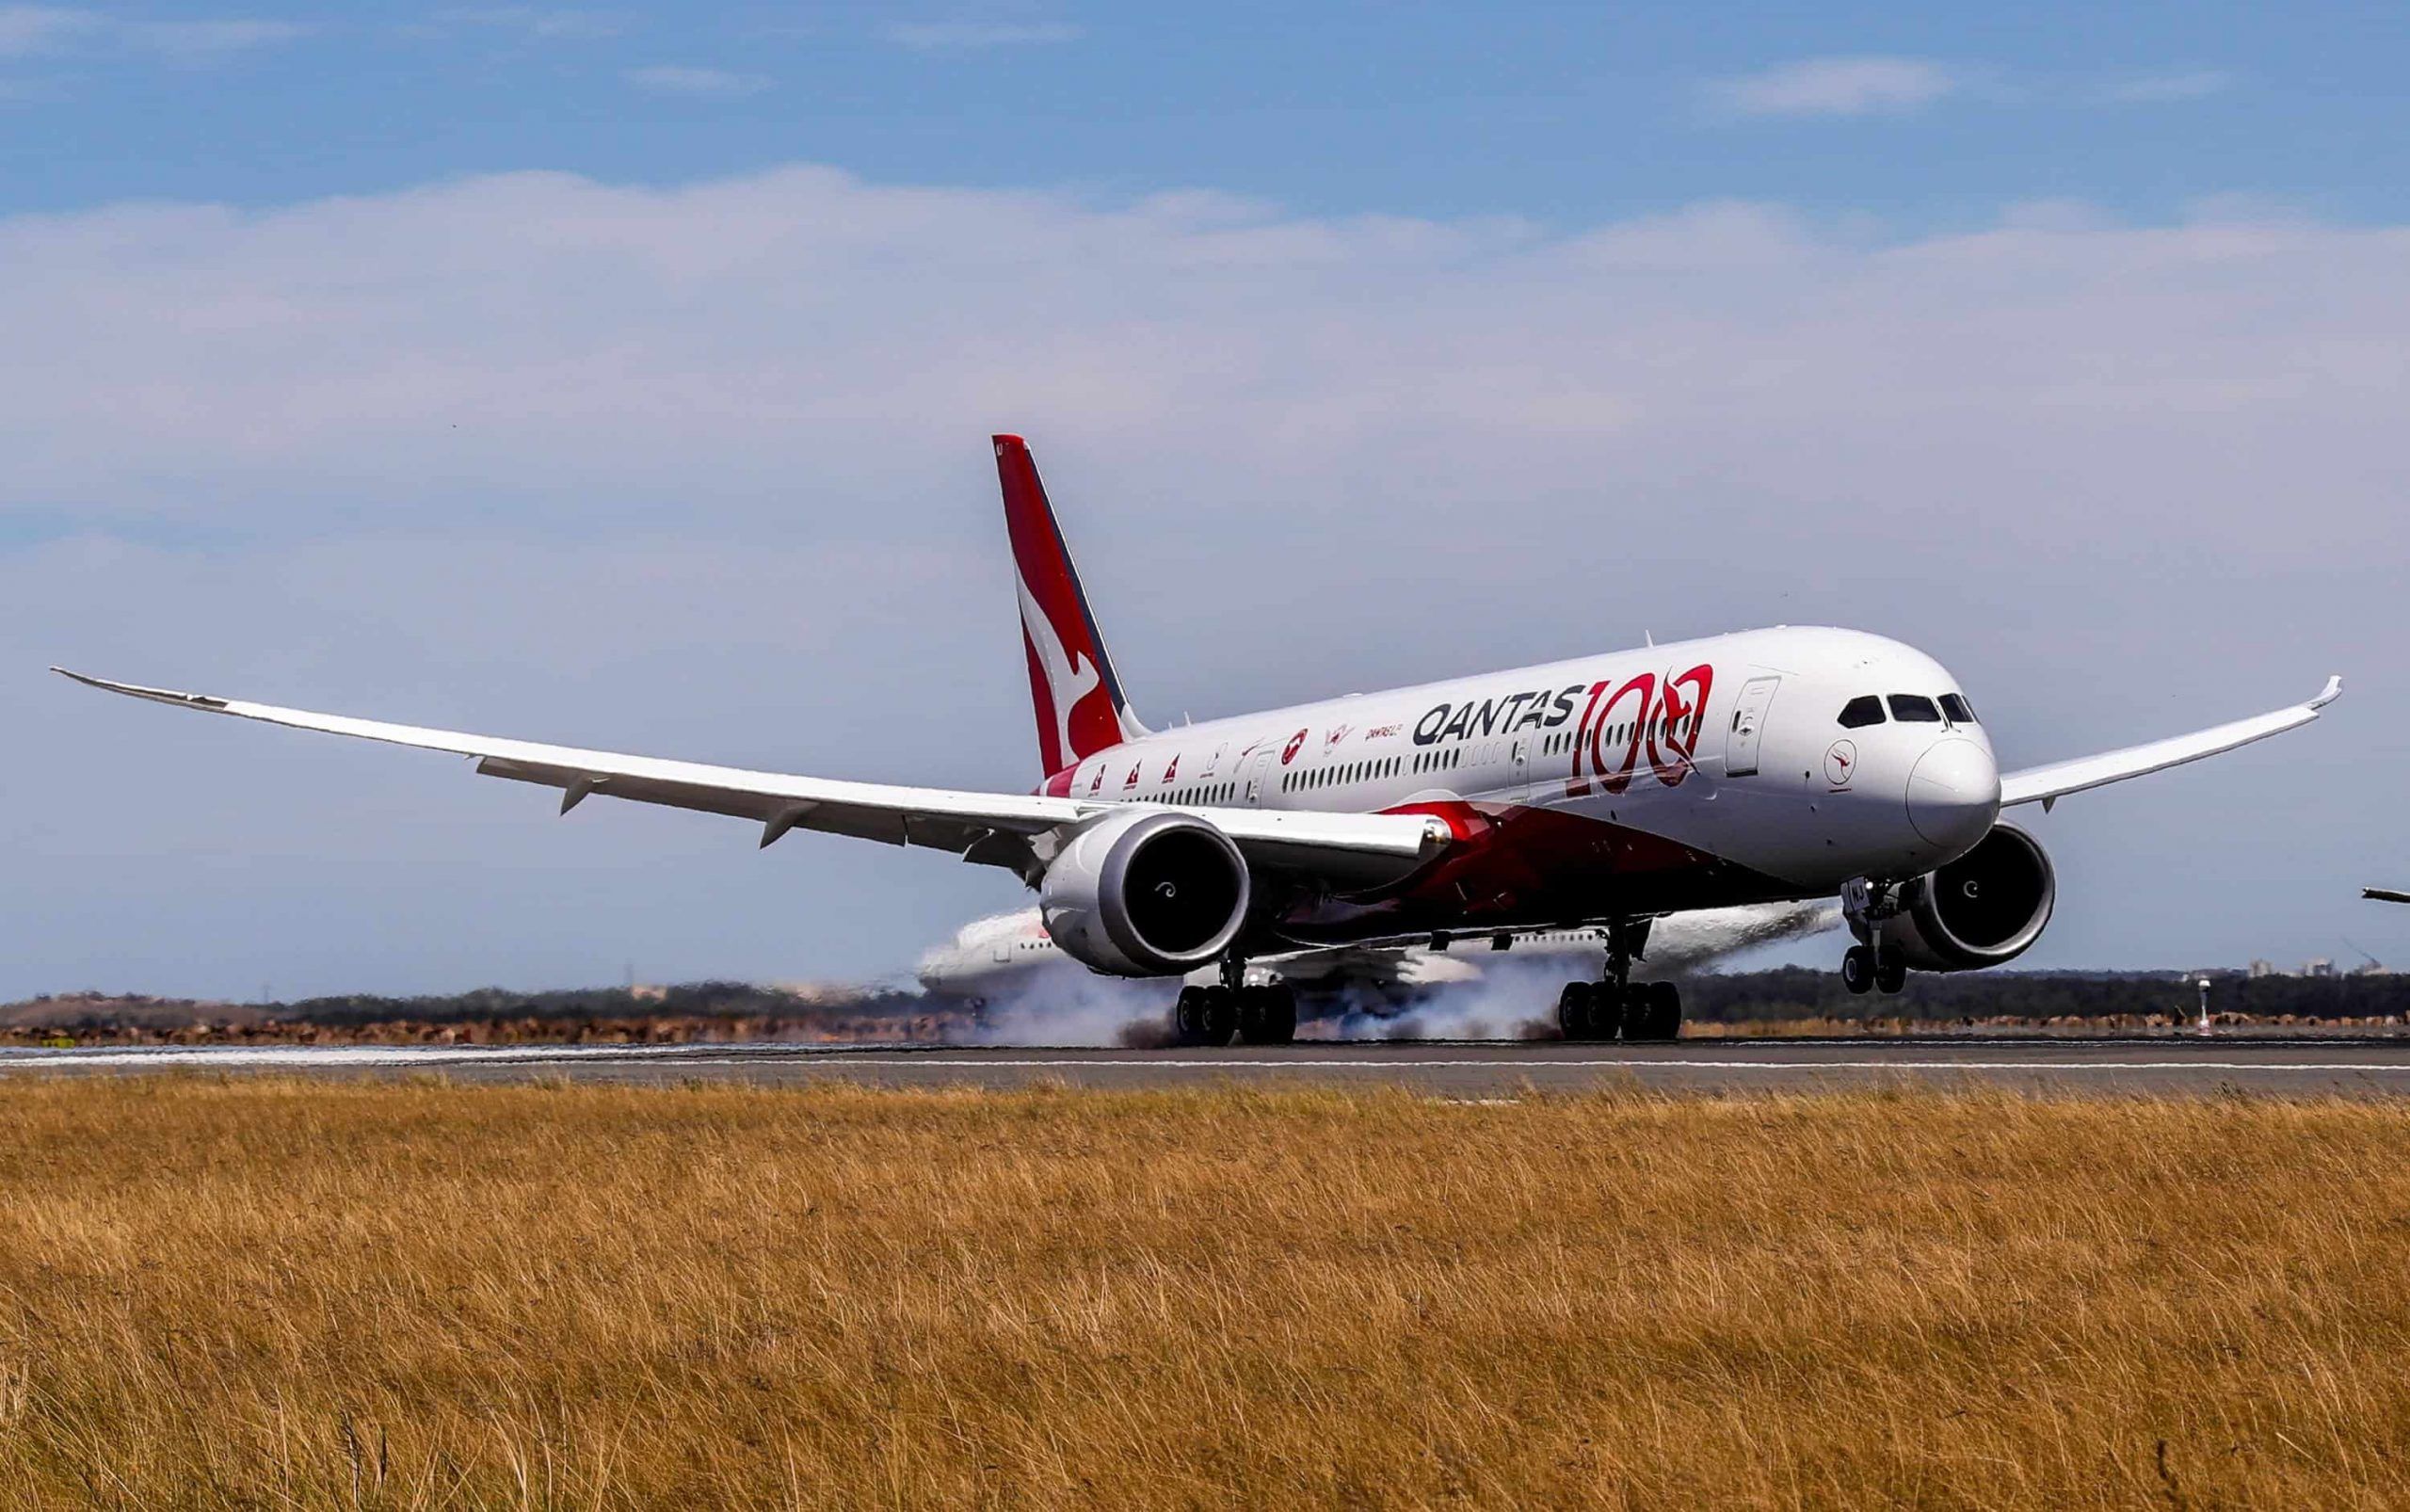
[{"left": 1412, "top": 687, "right": 1583, "bottom": 745}]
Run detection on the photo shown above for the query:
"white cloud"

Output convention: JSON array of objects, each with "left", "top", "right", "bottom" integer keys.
[
  {"left": 2103, "top": 68, "right": 2233, "bottom": 104},
  {"left": 0, "top": 5, "right": 98, "bottom": 56},
  {"left": 0, "top": 7, "right": 302, "bottom": 62},
  {"left": 4, "top": 167, "right": 2404, "bottom": 994},
  {"left": 1709, "top": 56, "right": 1957, "bottom": 118},
  {"left": 121, "top": 18, "right": 306, "bottom": 60},
  {"left": 884, "top": 21, "right": 1081, "bottom": 49},
  {"left": 437, "top": 7, "right": 622, "bottom": 40},
  {"left": 624, "top": 63, "right": 766, "bottom": 97}
]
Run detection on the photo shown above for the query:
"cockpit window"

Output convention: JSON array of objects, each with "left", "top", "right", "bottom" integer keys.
[
  {"left": 1938, "top": 693, "right": 1977, "bottom": 724},
  {"left": 1888, "top": 694, "right": 1943, "bottom": 723},
  {"left": 1838, "top": 696, "right": 1886, "bottom": 729}
]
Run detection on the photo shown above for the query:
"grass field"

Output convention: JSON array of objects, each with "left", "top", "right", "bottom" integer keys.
[{"left": 2, "top": 1078, "right": 2407, "bottom": 1508}]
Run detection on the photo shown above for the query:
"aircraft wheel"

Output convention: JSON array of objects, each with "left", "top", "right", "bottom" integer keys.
[
  {"left": 1589, "top": 983, "right": 1629, "bottom": 1043},
  {"left": 1173, "top": 986, "right": 1209, "bottom": 1045},
  {"left": 1629, "top": 981, "right": 1682, "bottom": 1041},
  {"left": 1556, "top": 982, "right": 1596, "bottom": 1040},
  {"left": 1237, "top": 985, "right": 1297, "bottom": 1045},
  {"left": 1196, "top": 986, "right": 1240, "bottom": 1046},
  {"left": 1874, "top": 952, "right": 1909, "bottom": 995},
  {"left": 1841, "top": 945, "right": 1875, "bottom": 996}
]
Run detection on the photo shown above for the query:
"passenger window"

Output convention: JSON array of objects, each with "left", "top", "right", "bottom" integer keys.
[
  {"left": 1838, "top": 696, "right": 1886, "bottom": 729},
  {"left": 1939, "top": 694, "right": 1977, "bottom": 724},
  {"left": 1888, "top": 694, "right": 1942, "bottom": 723}
]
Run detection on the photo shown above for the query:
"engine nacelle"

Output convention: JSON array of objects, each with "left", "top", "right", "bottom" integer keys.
[
  {"left": 1038, "top": 810, "right": 1251, "bottom": 977},
  {"left": 1855, "top": 823, "right": 2056, "bottom": 973}
]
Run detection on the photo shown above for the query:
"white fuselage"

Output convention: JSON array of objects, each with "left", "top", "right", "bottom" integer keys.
[{"left": 1043, "top": 625, "right": 1999, "bottom": 945}]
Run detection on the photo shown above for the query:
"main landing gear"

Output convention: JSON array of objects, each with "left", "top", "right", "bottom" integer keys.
[
  {"left": 1172, "top": 957, "right": 1297, "bottom": 1047},
  {"left": 1557, "top": 920, "right": 1682, "bottom": 1043}
]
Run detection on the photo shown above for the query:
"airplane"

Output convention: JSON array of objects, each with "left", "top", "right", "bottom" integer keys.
[
  {"left": 2370, "top": 889, "right": 2410, "bottom": 905},
  {"left": 918, "top": 899, "right": 1842, "bottom": 1010},
  {"left": 56, "top": 434, "right": 2342, "bottom": 1048}
]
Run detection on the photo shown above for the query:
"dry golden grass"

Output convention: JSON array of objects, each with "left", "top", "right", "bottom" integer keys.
[{"left": 2, "top": 1077, "right": 2408, "bottom": 1508}]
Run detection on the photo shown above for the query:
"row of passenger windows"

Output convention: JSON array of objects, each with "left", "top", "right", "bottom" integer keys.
[
  {"left": 1578, "top": 717, "right": 1673, "bottom": 750},
  {"left": 1136, "top": 781, "right": 1237, "bottom": 806},
  {"left": 1283, "top": 756, "right": 1405, "bottom": 794},
  {"left": 1126, "top": 708, "right": 1711, "bottom": 805},
  {"left": 1837, "top": 693, "right": 1981, "bottom": 730}
]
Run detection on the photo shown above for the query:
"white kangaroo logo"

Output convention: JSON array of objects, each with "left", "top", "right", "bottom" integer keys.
[{"left": 1018, "top": 570, "right": 1100, "bottom": 765}]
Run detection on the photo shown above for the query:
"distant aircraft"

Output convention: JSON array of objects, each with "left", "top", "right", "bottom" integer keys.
[
  {"left": 918, "top": 900, "right": 1842, "bottom": 1010},
  {"left": 2370, "top": 888, "right": 2410, "bottom": 905},
  {"left": 56, "top": 434, "right": 2341, "bottom": 1047}
]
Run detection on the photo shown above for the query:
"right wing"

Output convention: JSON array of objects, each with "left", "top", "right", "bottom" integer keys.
[
  {"left": 2369, "top": 888, "right": 2410, "bottom": 906},
  {"left": 53, "top": 669, "right": 1448, "bottom": 884},
  {"left": 1999, "top": 676, "right": 2341, "bottom": 811}
]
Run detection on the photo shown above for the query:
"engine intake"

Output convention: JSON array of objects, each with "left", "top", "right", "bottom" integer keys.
[
  {"left": 1038, "top": 810, "right": 1251, "bottom": 976},
  {"left": 1861, "top": 823, "right": 2056, "bottom": 972}
]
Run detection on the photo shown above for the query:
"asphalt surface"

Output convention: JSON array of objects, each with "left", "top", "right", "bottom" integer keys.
[{"left": 11, "top": 1037, "right": 2410, "bottom": 1095}]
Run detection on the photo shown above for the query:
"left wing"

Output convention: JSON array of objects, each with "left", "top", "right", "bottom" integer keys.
[
  {"left": 2369, "top": 888, "right": 2410, "bottom": 906},
  {"left": 52, "top": 669, "right": 1448, "bottom": 884},
  {"left": 1999, "top": 675, "right": 2341, "bottom": 811}
]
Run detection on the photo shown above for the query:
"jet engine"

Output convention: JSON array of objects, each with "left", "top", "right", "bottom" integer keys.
[
  {"left": 1855, "top": 823, "right": 2056, "bottom": 972},
  {"left": 1038, "top": 809, "right": 1251, "bottom": 976}
]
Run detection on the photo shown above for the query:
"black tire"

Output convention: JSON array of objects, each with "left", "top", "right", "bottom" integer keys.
[
  {"left": 1874, "top": 952, "right": 1908, "bottom": 995},
  {"left": 1841, "top": 945, "right": 1875, "bottom": 995},
  {"left": 1556, "top": 982, "right": 1595, "bottom": 1040},
  {"left": 1172, "top": 987, "right": 1208, "bottom": 1045},
  {"left": 1630, "top": 981, "right": 1682, "bottom": 1041},
  {"left": 1590, "top": 984, "right": 1628, "bottom": 1042},
  {"left": 1197, "top": 987, "right": 1240, "bottom": 1046},
  {"left": 1237, "top": 985, "right": 1298, "bottom": 1045}
]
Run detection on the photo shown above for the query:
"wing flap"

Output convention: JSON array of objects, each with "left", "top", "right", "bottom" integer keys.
[{"left": 1999, "top": 675, "right": 2341, "bottom": 810}]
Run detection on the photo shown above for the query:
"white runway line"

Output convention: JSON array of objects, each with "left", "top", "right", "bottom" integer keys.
[
  {"left": 8, "top": 1047, "right": 2410, "bottom": 1074},
  {"left": 641, "top": 1056, "right": 2410, "bottom": 1073},
  {"left": 0, "top": 1043, "right": 777, "bottom": 1069}
]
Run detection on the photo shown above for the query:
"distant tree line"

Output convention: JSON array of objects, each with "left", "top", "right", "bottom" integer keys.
[
  {"left": 20, "top": 971, "right": 2409, "bottom": 1032},
  {"left": 269, "top": 982, "right": 925, "bottom": 1027}
]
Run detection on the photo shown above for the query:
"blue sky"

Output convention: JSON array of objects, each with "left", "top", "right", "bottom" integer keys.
[
  {"left": 5, "top": 3, "right": 2406, "bottom": 226},
  {"left": 5, "top": 3, "right": 2407, "bottom": 999}
]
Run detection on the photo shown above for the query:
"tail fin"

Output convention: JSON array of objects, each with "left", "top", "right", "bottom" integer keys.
[{"left": 994, "top": 434, "right": 1149, "bottom": 777}]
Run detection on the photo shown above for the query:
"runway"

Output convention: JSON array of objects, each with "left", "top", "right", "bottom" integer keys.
[{"left": 11, "top": 1036, "right": 2410, "bottom": 1094}]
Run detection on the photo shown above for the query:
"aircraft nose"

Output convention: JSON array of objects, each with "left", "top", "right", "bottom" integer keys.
[{"left": 1906, "top": 737, "right": 2000, "bottom": 851}]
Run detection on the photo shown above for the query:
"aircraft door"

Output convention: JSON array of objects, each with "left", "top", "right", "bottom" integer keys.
[
  {"left": 1726, "top": 676, "right": 1780, "bottom": 778},
  {"left": 1244, "top": 748, "right": 1277, "bottom": 806},
  {"left": 1510, "top": 735, "right": 1534, "bottom": 803}
]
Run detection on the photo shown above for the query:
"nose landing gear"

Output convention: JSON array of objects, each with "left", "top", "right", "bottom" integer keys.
[
  {"left": 1840, "top": 878, "right": 1912, "bottom": 996},
  {"left": 1558, "top": 920, "right": 1682, "bottom": 1042},
  {"left": 1840, "top": 944, "right": 1909, "bottom": 995}
]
